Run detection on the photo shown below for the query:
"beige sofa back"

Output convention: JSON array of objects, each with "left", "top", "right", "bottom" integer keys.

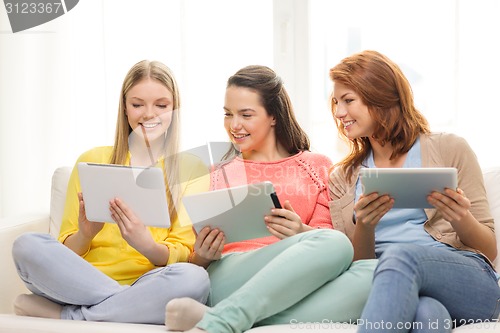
[
  {"left": 484, "top": 167, "right": 500, "bottom": 266},
  {"left": 49, "top": 167, "right": 71, "bottom": 238},
  {"left": 49, "top": 166, "right": 500, "bottom": 265}
]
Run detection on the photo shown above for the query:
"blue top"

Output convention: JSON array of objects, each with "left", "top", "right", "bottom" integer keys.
[{"left": 354, "top": 138, "right": 447, "bottom": 257}]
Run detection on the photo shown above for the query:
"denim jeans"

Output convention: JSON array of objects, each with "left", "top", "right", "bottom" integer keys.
[
  {"left": 358, "top": 244, "right": 500, "bottom": 333},
  {"left": 12, "top": 232, "right": 210, "bottom": 324}
]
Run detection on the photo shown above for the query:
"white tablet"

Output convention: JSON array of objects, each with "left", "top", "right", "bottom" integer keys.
[
  {"left": 77, "top": 162, "right": 170, "bottom": 228},
  {"left": 359, "top": 167, "right": 458, "bottom": 208},
  {"left": 182, "top": 181, "right": 281, "bottom": 243}
]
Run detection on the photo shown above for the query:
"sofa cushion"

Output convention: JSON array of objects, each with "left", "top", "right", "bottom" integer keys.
[
  {"left": 483, "top": 167, "right": 500, "bottom": 267},
  {"left": 2, "top": 166, "right": 499, "bottom": 331},
  {"left": 49, "top": 167, "right": 71, "bottom": 238},
  {"left": 0, "top": 314, "right": 164, "bottom": 332},
  {"left": 0, "top": 315, "right": 359, "bottom": 332},
  {"left": 0, "top": 214, "right": 49, "bottom": 313},
  {"left": 48, "top": 166, "right": 500, "bottom": 263}
]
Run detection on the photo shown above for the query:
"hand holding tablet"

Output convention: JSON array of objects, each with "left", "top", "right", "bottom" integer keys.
[
  {"left": 360, "top": 167, "right": 458, "bottom": 208},
  {"left": 182, "top": 181, "right": 281, "bottom": 243},
  {"left": 77, "top": 162, "right": 171, "bottom": 228}
]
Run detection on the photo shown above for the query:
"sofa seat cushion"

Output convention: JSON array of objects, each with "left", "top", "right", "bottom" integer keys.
[
  {"left": 0, "top": 314, "right": 360, "bottom": 332},
  {"left": 2, "top": 314, "right": 497, "bottom": 332},
  {"left": 0, "top": 314, "right": 163, "bottom": 333}
]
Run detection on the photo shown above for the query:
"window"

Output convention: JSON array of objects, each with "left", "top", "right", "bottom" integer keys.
[
  {"left": 306, "top": 0, "right": 500, "bottom": 168},
  {"left": 0, "top": 0, "right": 273, "bottom": 217},
  {"left": 1, "top": 0, "right": 499, "bottom": 218}
]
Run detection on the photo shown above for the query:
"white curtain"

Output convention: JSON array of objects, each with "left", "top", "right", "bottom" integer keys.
[
  {"left": 308, "top": 0, "right": 500, "bottom": 167},
  {"left": 1, "top": 0, "right": 499, "bottom": 219},
  {"left": 0, "top": 0, "right": 273, "bottom": 218}
]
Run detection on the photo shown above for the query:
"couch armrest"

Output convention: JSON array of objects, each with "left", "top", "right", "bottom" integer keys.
[{"left": 0, "top": 214, "right": 50, "bottom": 314}]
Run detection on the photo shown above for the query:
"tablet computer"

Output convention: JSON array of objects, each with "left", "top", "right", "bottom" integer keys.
[
  {"left": 182, "top": 181, "right": 281, "bottom": 243},
  {"left": 77, "top": 162, "right": 170, "bottom": 228},
  {"left": 359, "top": 167, "right": 458, "bottom": 208}
]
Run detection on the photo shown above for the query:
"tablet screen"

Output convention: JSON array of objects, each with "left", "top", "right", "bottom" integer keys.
[
  {"left": 182, "top": 181, "right": 280, "bottom": 242},
  {"left": 360, "top": 167, "right": 458, "bottom": 208},
  {"left": 77, "top": 162, "right": 170, "bottom": 228}
]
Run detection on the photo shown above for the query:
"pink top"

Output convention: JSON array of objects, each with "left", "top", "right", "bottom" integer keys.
[{"left": 211, "top": 151, "right": 334, "bottom": 253}]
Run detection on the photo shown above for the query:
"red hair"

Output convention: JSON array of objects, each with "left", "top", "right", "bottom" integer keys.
[{"left": 329, "top": 50, "right": 430, "bottom": 180}]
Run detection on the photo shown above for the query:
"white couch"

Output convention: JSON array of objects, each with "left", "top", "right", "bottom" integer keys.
[{"left": 1, "top": 166, "right": 500, "bottom": 333}]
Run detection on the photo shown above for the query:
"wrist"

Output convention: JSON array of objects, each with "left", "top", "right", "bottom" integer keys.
[
  {"left": 188, "top": 251, "right": 213, "bottom": 268},
  {"left": 144, "top": 242, "right": 170, "bottom": 266}
]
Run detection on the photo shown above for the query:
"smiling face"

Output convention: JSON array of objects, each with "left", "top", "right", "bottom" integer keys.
[
  {"left": 332, "top": 82, "right": 375, "bottom": 140},
  {"left": 223, "top": 85, "right": 277, "bottom": 159},
  {"left": 125, "top": 78, "right": 173, "bottom": 143}
]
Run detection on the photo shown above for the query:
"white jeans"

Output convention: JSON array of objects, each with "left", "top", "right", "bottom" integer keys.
[{"left": 12, "top": 232, "right": 209, "bottom": 324}]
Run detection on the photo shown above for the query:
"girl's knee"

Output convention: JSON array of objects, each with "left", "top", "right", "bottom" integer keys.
[
  {"left": 12, "top": 232, "right": 50, "bottom": 262},
  {"left": 377, "top": 244, "right": 419, "bottom": 265},
  {"left": 179, "top": 263, "right": 209, "bottom": 283},
  {"left": 374, "top": 244, "right": 422, "bottom": 277},
  {"left": 416, "top": 296, "right": 449, "bottom": 318},
  {"left": 414, "top": 297, "right": 451, "bottom": 331},
  {"left": 165, "top": 263, "right": 210, "bottom": 302},
  {"left": 306, "top": 229, "right": 352, "bottom": 250},
  {"left": 321, "top": 230, "right": 354, "bottom": 260},
  {"left": 301, "top": 229, "right": 354, "bottom": 268},
  {"left": 351, "top": 259, "right": 378, "bottom": 275}
]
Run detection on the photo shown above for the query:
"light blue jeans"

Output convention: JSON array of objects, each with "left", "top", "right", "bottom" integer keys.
[
  {"left": 358, "top": 244, "right": 500, "bottom": 333},
  {"left": 12, "top": 232, "right": 210, "bottom": 324},
  {"left": 198, "top": 229, "right": 377, "bottom": 332}
]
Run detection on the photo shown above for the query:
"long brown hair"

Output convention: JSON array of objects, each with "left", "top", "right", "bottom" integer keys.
[
  {"left": 223, "top": 65, "right": 310, "bottom": 159},
  {"left": 329, "top": 50, "right": 430, "bottom": 179},
  {"left": 109, "top": 60, "right": 181, "bottom": 221}
]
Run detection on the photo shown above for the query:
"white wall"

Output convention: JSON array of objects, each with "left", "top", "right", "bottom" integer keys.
[
  {"left": 0, "top": 0, "right": 273, "bottom": 218},
  {"left": 1, "top": 0, "right": 499, "bottom": 219},
  {"left": 307, "top": 0, "right": 500, "bottom": 167}
]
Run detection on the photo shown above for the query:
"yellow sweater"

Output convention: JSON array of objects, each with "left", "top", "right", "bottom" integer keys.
[{"left": 58, "top": 146, "right": 209, "bottom": 285}]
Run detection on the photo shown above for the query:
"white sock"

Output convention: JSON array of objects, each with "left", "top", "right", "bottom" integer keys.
[
  {"left": 165, "top": 297, "right": 209, "bottom": 331},
  {"left": 13, "top": 294, "right": 62, "bottom": 319}
]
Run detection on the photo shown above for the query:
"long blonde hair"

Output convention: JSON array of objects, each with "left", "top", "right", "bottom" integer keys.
[{"left": 110, "top": 60, "right": 181, "bottom": 221}]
